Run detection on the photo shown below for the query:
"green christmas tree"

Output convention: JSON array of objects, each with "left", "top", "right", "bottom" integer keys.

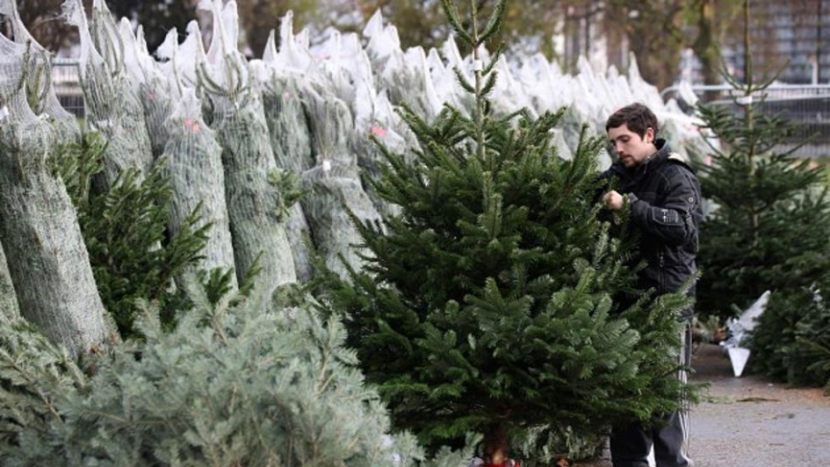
[
  {"left": 749, "top": 274, "right": 830, "bottom": 391},
  {"left": 52, "top": 132, "right": 210, "bottom": 337},
  {"left": 696, "top": 1, "right": 830, "bottom": 320},
  {"left": 318, "top": 0, "right": 691, "bottom": 459}
]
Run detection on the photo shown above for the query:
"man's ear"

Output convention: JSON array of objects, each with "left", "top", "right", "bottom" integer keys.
[{"left": 644, "top": 127, "right": 655, "bottom": 144}]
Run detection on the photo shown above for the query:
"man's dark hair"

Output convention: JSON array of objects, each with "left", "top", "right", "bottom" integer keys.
[{"left": 605, "top": 103, "right": 659, "bottom": 138}]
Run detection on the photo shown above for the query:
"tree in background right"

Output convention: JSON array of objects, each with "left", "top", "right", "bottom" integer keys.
[{"left": 696, "top": 0, "right": 830, "bottom": 387}]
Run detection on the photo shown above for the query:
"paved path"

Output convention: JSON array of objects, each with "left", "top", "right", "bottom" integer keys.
[{"left": 575, "top": 343, "right": 830, "bottom": 467}]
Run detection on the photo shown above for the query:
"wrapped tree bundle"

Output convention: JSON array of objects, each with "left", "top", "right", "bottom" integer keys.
[
  {"left": 352, "top": 79, "right": 410, "bottom": 219},
  {"left": 0, "top": 40, "right": 111, "bottom": 355},
  {"left": 0, "top": 0, "right": 81, "bottom": 145},
  {"left": 160, "top": 84, "right": 238, "bottom": 290},
  {"left": 0, "top": 242, "right": 19, "bottom": 320},
  {"left": 302, "top": 84, "right": 382, "bottom": 278},
  {"left": 254, "top": 34, "right": 315, "bottom": 282},
  {"left": 260, "top": 32, "right": 314, "bottom": 173},
  {"left": 121, "top": 20, "right": 173, "bottom": 159},
  {"left": 197, "top": 0, "right": 296, "bottom": 293},
  {"left": 63, "top": 0, "right": 153, "bottom": 190}
]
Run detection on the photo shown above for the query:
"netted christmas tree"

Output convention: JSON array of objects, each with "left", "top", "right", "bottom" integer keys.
[
  {"left": 196, "top": 0, "right": 297, "bottom": 296},
  {"left": 0, "top": 0, "right": 81, "bottom": 145},
  {"left": 63, "top": 0, "right": 154, "bottom": 191},
  {"left": 318, "top": 0, "right": 691, "bottom": 460},
  {"left": 51, "top": 131, "right": 209, "bottom": 338},
  {"left": 696, "top": 2, "right": 830, "bottom": 320},
  {"left": 0, "top": 34, "right": 112, "bottom": 357}
]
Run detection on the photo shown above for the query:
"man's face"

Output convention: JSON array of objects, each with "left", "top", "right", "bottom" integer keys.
[{"left": 608, "top": 123, "right": 656, "bottom": 168}]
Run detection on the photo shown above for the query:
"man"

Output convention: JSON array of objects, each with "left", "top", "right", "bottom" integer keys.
[{"left": 600, "top": 103, "right": 702, "bottom": 467}]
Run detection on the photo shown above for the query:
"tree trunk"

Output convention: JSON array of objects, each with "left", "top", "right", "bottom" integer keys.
[
  {"left": 0, "top": 241, "right": 20, "bottom": 320},
  {"left": 0, "top": 96, "right": 112, "bottom": 356},
  {"left": 692, "top": 0, "right": 722, "bottom": 100},
  {"left": 483, "top": 421, "right": 510, "bottom": 464}
]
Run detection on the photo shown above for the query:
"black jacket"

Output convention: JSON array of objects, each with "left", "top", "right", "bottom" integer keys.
[{"left": 600, "top": 140, "right": 703, "bottom": 311}]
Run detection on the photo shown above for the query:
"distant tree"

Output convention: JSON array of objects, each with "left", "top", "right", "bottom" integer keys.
[
  {"left": 107, "top": 0, "right": 196, "bottom": 52},
  {"left": 236, "top": 0, "right": 324, "bottom": 57},
  {"left": 9, "top": 0, "right": 79, "bottom": 52}
]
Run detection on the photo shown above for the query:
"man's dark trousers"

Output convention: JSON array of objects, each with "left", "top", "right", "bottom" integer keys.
[{"left": 610, "top": 322, "right": 693, "bottom": 467}]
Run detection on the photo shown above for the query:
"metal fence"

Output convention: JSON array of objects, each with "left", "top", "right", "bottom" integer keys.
[
  {"left": 662, "top": 84, "right": 830, "bottom": 159},
  {"left": 52, "top": 58, "right": 84, "bottom": 117}
]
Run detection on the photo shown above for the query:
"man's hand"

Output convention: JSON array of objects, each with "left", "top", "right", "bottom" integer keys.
[{"left": 603, "top": 190, "right": 625, "bottom": 211}]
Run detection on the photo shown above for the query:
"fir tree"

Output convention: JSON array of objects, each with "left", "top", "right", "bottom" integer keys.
[
  {"left": 749, "top": 276, "right": 830, "bottom": 391},
  {"left": 52, "top": 132, "right": 210, "bottom": 337},
  {"left": 318, "top": 0, "right": 691, "bottom": 458},
  {"left": 0, "top": 282, "right": 475, "bottom": 466},
  {"left": 696, "top": 1, "right": 830, "bottom": 319}
]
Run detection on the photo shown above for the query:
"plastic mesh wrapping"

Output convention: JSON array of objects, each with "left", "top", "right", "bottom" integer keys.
[
  {"left": 363, "top": 12, "right": 440, "bottom": 121},
  {"left": 352, "top": 77, "right": 410, "bottom": 218},
  {"left": 260, "top": 33, "right": 314, "bottom": 173},
  {"left": 255, "top": 34, "right": 315, "bottom": 282},
  {"left": 64, "top": 0, "right": 153, "bottom": 190},
  {"left": 197, "top": 0, "right": 296, "bottom": 293},
  {"left": 0, "top": 38, "right": 110, "bottom": 355},
  {"left": 0, "top": 0, "right": 81, "bottom": 144},
  {"left": 160, "top": 85, "right": 238, "bottom": 289},
  {"left": 0, "top": 240, "right": 19, "bottom": 320},
  {"left": 121, "top": 20, "right": 173, "bottom": 158},
  {"left": 302, "top": 83, "right": 382, "bottom": 278}
]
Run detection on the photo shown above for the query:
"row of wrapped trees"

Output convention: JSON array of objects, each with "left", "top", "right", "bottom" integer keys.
[{"left": 0, "top": 0, "right": 703, "bottom": 463}]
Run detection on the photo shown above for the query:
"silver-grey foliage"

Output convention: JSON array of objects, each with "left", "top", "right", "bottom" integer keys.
[{"left": 0, "top": 281, "right": 476, "bottom": 467}]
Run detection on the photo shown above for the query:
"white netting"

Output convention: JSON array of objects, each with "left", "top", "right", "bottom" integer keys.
[
  {"left": 0, "top": 35, "right": 110, "bottom": 355},
  {"left": 0, "top": 240, "right": 19, "bottom": 320},
  {"left": 302, "top": 83, "right": 382, "bottom": 279},
  {"left": 260, "top": 31, "right": 314, "bottom": 173},
  {"left": 363, "top": 12, "right": 441, "bottom": 121},
  {"left": 63, "top": 0, "right": 153, "bottom": 190},
  {"left": 120, "top": 19, "right": 173, "bottom": 158},
  {"left": 352, "top": 77, "right": 410, "bottom": 218},
  {"left": 255, "top": 32, "right": 316, "bottom": 282},
  {"left": 196, "top": 0, "right": 296, "bottom": 293},
  {"left": 160, "top": 78, "right": 238, "bottom": 290},
  {"left": 0, "top": 0, "right": 81, "bottom": 144}
]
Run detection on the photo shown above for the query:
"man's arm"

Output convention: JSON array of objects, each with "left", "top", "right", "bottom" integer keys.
[{"left": 627, "top": 170, "right": 699, "bottom": 247}]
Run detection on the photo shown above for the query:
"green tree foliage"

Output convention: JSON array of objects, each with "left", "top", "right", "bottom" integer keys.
[
  {"left": 317, "top": 0, "right": 691, "bottom": 457},
  {"left": 52, "top": 132, "right": 209, "bottom": 337},
  {"left": 749, "top": 277, "right": 830, "bottom": 392},
  {"left": 696, "top": 63, "right": 830, "bottom": 319},
  {"left": 0, "top": 280, "right": 475, "bottom": 466}
]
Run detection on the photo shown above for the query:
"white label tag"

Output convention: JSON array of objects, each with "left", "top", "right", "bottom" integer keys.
[
  {"left": 473, "top": 60, "right": 483, "bottom": 72},
  {"left": 322, "top": 159, "right": 332, "bottom": 172},
  {"left": 736, "top": 94, "right": 753, "bottom": 106},
  {"left": 0, "top": 106, "right": 8, "bottom": 122}
]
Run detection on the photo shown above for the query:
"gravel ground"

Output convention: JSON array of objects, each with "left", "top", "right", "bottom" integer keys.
[{"left": 574, "top": 343, "right": 830, "bottom": 467}]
